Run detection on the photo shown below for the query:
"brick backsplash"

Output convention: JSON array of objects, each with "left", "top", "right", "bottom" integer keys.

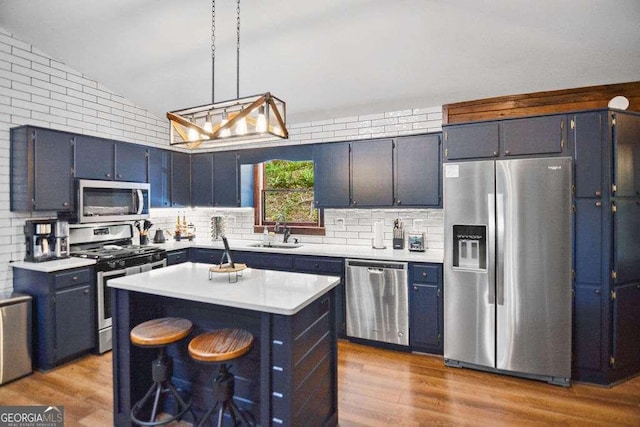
[{"left": 0, "top": 26, "right": 443, "bottom": 293}]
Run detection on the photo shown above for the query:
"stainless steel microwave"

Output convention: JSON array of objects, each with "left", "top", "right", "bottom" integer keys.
[{"left": 77, "top": 179, "right": 150, "bottom": 223}]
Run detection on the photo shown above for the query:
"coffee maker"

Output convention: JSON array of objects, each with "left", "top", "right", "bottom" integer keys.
[{"left": 24, "top": 219, "right": 69, "bottom": 262}]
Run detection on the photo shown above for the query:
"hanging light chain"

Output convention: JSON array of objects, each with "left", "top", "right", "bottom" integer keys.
[
  {"left": 211, "top": 0, "right": 216, "bottom": 103},
  {"left": 236, "top": 0, "right": 241, "bottom": 99}
]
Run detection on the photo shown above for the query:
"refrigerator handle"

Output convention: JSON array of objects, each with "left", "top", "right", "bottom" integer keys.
[
  {"left": 487, "top": 193, "right": 496, "bottom": 305},
  {"left": 496, "top": 193, "right": 505, "bottom": 306}
]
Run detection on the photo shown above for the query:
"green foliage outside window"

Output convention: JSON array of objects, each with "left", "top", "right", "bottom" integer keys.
[{"left": 263, "top": 160, "right": 318, "bottom": 224}]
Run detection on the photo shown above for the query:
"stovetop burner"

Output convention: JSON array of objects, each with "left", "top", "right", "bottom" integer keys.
[{"left": 71, "top": 244, "right": 164, "bottom": 260}]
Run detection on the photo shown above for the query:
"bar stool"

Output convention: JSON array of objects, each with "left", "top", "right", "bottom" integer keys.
[
  {"left": 188, "top": 328, "right": 254, "bottom": 427},
  {"left": 130, "top": 317, "right": 193, "bottom": 426}
]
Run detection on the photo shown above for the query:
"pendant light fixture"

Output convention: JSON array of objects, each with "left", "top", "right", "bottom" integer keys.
[{"left": 167, "top": 0, "right": 288, "bottom": 148}]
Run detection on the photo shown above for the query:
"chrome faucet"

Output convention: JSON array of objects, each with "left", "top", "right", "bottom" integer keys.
[{"left": 275, "top": 213, "right": 291, "bottom": 243}]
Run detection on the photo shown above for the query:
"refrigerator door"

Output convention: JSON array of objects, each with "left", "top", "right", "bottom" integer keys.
[
  {"left": 495, "top": 157, "right": 572, "bottom": 379},
  {"left": 444, "top": 160, "right": 496, "bottom": 368}
]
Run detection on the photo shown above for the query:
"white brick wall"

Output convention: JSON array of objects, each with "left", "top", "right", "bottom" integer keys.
[{"left": 0, "top": 26, "right": 444, "bottom": 293}]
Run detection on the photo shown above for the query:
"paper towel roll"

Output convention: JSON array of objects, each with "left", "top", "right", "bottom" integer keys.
[{"left": 373, "top": 221, "right": 384, "bottom": 248}]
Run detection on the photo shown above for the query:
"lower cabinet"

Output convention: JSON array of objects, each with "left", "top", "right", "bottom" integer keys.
[
  {"left": 13, "top": 267, "right": 96, "bottom": 370},
  {"left": 409, "top": 263, "right": 443, "bottom": 354},
  {"left": 166, "top": 249, "right": 190, "bottom": 265}
]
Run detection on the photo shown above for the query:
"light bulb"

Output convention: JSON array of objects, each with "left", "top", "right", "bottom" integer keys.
[
  {"left": 188, "top": 126, "right": 199, "bottom": 142},
  {"left": 236, "top": 115, "right": 248, "bottom": 135},
  {"left": 256, "top": 106, "right": 267, "bottom": 133},
  {"left": 220, "top": 111, "right": 230, "bottom": 137},
  {"left": 203, "top": 115, "right": 213, "bottom": 133}
]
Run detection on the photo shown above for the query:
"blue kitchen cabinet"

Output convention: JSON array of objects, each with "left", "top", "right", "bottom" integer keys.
[
  {"left": 170, "top": 152, "right": 191, "bottom": 207},
  {"left": 313, "top": 142, "right": 350, "bottom": 208},
  {"left": 500, "top": 114, "right": 568, "bottom": 156},
  {"left": 351, "top": 138, "right": 394, "bottom": 207},
  {"left": 74, "top": 135, "right": 115, "bottom": 180},
  {"left": 114, "top": 141, "right": 148, "bottom": 182},
  {"left": 409, "top": 263, "right": 443, "bottom": 354},
  {"left": 213, "top": 151, "right": 240, "bottom": 206},
  {"left": 573, "top": 284, "right": 603, "bottom": 372},
  {"left": 10, "top": 126, "right": 74, "bottom": 212},
  {"left": 395, "top": 134, "right": 441, "bottom": 207},
  {"left": 613, "top": 200, "right": 640, "bottom": 283},
  {"left": 191, "top": 153, "right": 214, "bottom": 207},
  {"left": 149, "top": 147, "right": 171, "bottom": 207},
  {"left": 190, "top": 248, "right": 223, "bottom": 264},
  {"left": 574, "top": 199, "right": 603, "bottom": 285},
  {"left": 571, "top": 111, "right": 606, "bottom": 198},
  {"left": 444, "top": 121, "right": 500, "bottom": 160},
  {"left": 13, "top": 267, "right": 96, "bottom": 371},
  {"left": 612, "top": 282, "right": 640, "bottom": 371},
  {"left": 166, "top": 249, "right": 190, "bottom": 265},
  {"left": 613, "top": 112, "right": 640, "bottom": 197}
]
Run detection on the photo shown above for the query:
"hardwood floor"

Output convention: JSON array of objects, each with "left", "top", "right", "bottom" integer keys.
[{"left": 1, "top": 340, "right": 639, "bottom": 426}]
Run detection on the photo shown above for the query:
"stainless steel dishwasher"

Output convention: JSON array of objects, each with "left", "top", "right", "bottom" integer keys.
[{"left": 345, "top": 259, "right": 408, "bottom": 346}]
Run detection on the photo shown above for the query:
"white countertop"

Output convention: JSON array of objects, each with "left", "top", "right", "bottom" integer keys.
[
  {"left": 108, "top": 262, "right": 340, "bottom": 315},
  {"left": 155, "top": 239, "right": 444, "bottom": 264},
  {"left": 11, "top": 257, "right": 96, "bottom": 272}
]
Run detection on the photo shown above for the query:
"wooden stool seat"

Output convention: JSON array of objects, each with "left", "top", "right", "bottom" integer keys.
[
  {"left": 188, "top": 328, "right": 254, "bottom": 362},
  {"left": 130, "top": 317, "right": 193, "bottom": 347}
]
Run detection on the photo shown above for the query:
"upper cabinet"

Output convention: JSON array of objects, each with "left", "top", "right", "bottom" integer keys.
[
  {"left": 444, "top": 114, "right": 569, "bottom": 161},
  {"left": 613, "top": 112, "right": 640, "bottom": 197},
  {"left": 571, "top": 111, "right": 607, "bottom": 199},
  {"left": 313, "top": 142, "right": 351, "bottom": 208},
  {"left": 395, "top": 134, "right": 441, "bottom": 207},
  {"left": 11, "top": 126, "right": 74, "bottom": 211},
  {"left": 75, "top": 136, "right": 148, "bottom": 182},
  {"left": 191, "top": 153, "right": 214, "bottom": 207},
  {"left": 170, "top": 152, "right": 191, "bottom": 207},
  {"left": 213, "top": 151, "right": 240, "bottom": 206},
  {"left": 351, "top": 138, "right": 394, "bottom": 207},
  {"left": 149, "top": 147, "right": 171, "bottom": 207}
]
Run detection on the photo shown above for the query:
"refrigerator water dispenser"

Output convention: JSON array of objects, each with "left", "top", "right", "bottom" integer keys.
[{"left": 452, "top": 225, "right": 486, "bottom": 270}]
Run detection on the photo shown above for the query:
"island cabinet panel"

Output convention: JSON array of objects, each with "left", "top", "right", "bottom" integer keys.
[
  {"left": 234, "top": 251, "right": 294, "bottom": 271},
  {"left": 395, "top": 134, "right": 441, "bottom": 207},
  {"left": 171, "top": 152, "right": 191, "bottom": 207},
  {"left": 500, "top": 114, "right": 567, "bottom": 157},
  {"left": 444, "top": 121, "right": 500, "bottom": 160},
  {"left": 313, "top": 142, "right": 350, "bottom": 208},
  {"left": 571, "top": 111, "right": 606, "bottom": 198},
  {"left": 271, "top": 290, "right": 337, "bottom": 426},
  {"left": 10, "top": 126, "right": 74, "bottom": 212},
  {"left": 409, "top": 263, "right": 443, "bottom": 354},
  {"left": 148, "top": 147, "right": 171, "bottom": 207},
  {"left": 13, "top": 267, "right": 95, "bottom": 371},
  {"left": 351, "top": 138, "right": 394, "bottom": 207},
  {"left": 613, "top": 112, "right": 640, "bottom": 197}
]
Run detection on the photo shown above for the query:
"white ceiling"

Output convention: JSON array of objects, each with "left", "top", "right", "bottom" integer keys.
[{"left": 1, "top": 0, "right": 639, "bottom": 124}]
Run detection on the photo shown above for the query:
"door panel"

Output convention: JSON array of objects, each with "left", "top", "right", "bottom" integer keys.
[
  {"left": 495, "top": 158, "right": 572, "bottom": 378},
  {"left": 572, "top": 111, "right": 605, "bottom": 198},
  {"left": 574, "top": 199, "right": 603, "bottom": 284},
  {"left": 351, "top": 139, "right": 394, "bottom": 206},
  {"left": 613, "top": 113, "right": 640, "bottom": 197},
  {"left": 443, "top": 160, "right": 495, "bottom": 368},
  {"left": 613, "top": 283, "right": 640, "bottom": 369},
  {"left": 574, "top": 284, "right": 602, "bottom": 370},
  {"left": 501, "top": 115, "right": 566, "bottom": 156},
  {"left": 613, "top": 200, "right": 640, "bottom": 283},
  {"left": 444, "top": 122, "right": 499, "bottom": 160}
]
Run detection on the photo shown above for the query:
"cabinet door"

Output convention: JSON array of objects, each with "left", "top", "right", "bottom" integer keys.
[
  {"left": 115, "top": 142, "right": 148, "bottom": 182},
  {"left": 613, "top": 112, "right": 640, "bottom": 197},
  {"left": 395, "top": 134, "right": 441, "bottom": 206},
  {"left": 410, "top": 283, "right": 441, "bottom": 352},
  {"left": 573, "top": 284, "right": 602, "bottom": 370},
  {"left": 190, "top": 248, "right": 223, "bottom": 264},
  {"left": 213, "top": 152, "right": 239, "bottom": 206},
  {"left": 351, "top": 138, "right": 393, "bottom": 207},
  {"left": 501, "top": 115, "right": 567, "bottom": 156},
  {"left": 613, "top": 200, "right": 640, "bottom": 283},
  {"left": 171, "top": 152, "right": 191, "bottom": 207},
  {"left": 33, "top": 129, "right": 74, "bottom": 211},
  {"left": 149, "top": 148, "right": 171, "bottom": 207},
  {"left": 166, "top": 250, "right": 189, "bottom": 265},
  {"left": 613, "top": 283, "right": 640, "bottom": 370},
  {"left": 575, "top": 199, "right": 603, "bottom": 285},
  {"left": 191, "top": 153, "right": 214, "bottom": 207},
  {"left": 55, "top": 285, "right": 94, "bottom": 361},
  {"left": 572, "top": 112, "right": 606, "bottom": 198},
  {"left": 444, "top": 122, "right": 499, "bottom": 160},
  {"left": 75, "top": 135, "right": 115, "bottom": 180},
  {"left": 313, "top": 142, "right": 350, "bottom": 207}
]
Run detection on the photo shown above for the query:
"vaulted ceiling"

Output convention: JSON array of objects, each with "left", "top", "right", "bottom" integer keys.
[{"left": 1, "top": 0, "right": 639, "bottom": 123}]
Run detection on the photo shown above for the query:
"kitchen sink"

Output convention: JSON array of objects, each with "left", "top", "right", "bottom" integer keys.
[{"left": 248, "top": 242, "right": 303, "bottom": 249}]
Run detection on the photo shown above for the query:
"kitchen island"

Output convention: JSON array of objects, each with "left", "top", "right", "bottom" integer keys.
[{"left": 108, "top": 262, "right": 340, "bottom": 426}]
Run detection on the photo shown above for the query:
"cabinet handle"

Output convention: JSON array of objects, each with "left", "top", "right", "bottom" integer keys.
[
  {"left": 594, "top": 289, "right": 601, "bottom": 295},
  {"left": 72, "top": 276, "right": 78, "bottom": 281},
  {"left": 413, "top": 286, "right": 418, "bottom": 291},
  {"left": 84, "top": 289, "right": 89, "bottom": 295},
  {"left": 422, "top": 272, "right": 428, "bottom": 278},
  {"left": 352, "top": 201, "right": 357, "bottom": 206},
  {"left": 62, "top": 202, "right": 69, "bottom": 207},
  {"left": 493, "top": 151, "right": 498, "bottom": 156},
  {"left": 117, "top": 173, "right": 123, "bottom": 178},
  {"left": 314, "top": 263, "right": 320, "bottom": 268},
  {"left": 106, "top": 173, "right": 111, "bottom": 178},
  {"left": 595, "top": 201, "right": 602, "bottom": 208},
  {"left": 595, "top": 191, "right": 602, "bottom": 198},
  {"left": 505, "top": 150, "right": 510, "bottom": 155}
]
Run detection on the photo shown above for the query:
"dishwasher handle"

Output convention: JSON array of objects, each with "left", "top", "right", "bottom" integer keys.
[
  {"left": 367, "top": 268, "right": 384, "bottom": 274},
  {"left": 346, "top": 259, "right": 407, "bottom": 270}
]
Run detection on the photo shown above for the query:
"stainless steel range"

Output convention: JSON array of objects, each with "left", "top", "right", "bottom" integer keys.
[{"left": 69, "top": 223, "right": 166, "bottom": 353}]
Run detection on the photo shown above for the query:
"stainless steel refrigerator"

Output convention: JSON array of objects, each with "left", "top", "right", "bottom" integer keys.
[{"left": 443, "top": 157, "right": 572, "bottom": 386}]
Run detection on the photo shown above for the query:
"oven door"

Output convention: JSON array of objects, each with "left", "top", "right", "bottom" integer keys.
[{"left": 97, "top": 267, "right": 135, "bottom": 331}]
